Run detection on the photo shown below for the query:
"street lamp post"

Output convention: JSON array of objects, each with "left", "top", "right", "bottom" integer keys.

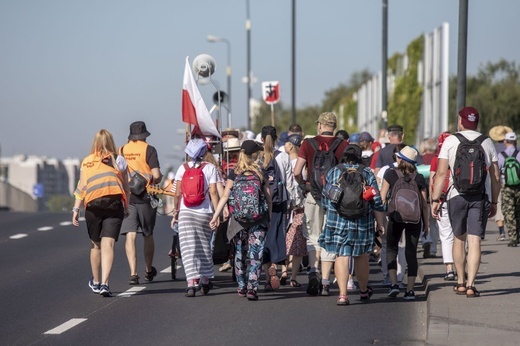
[
  {"left": 246, "top": 0, "right": 252, "bottom": 130},
  {"left": 207, "top": 35, "right": 232, "bottom": 128}
]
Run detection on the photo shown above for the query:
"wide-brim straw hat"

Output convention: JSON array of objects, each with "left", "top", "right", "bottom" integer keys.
[{"left": 489, "top": 125, "right": 513, "bottom": 142}]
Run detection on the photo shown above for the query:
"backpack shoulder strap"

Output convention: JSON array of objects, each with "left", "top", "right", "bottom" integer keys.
[
  {"left": 514, "top": 149, "right": 520, "bottom": 159},
  {"left": 501, "top": 151, "right": 509, "bottom": 159},
  {"left": 329, "top": 137, "right": 342, "bottom": 152},
  {"left": 183, "top": 162, "right": 190, "bottom": 170},
  {"left": 395, "top": 169, "right": 404, "bottom": 179},
  {"left": 309, "top": 138, "right": 319, "bottom": 151},
  {"left": 454, "top": 132, "right": 468, "bottom": 144},
  {"left": 475, "top": 134, "right": 488, "bottom": 144}
]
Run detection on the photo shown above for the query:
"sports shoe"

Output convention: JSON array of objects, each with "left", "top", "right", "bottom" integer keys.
[
  {"left": 306, "top": 272, "right": 320, "bottom": 296},
  {"left": 219, "top": 262, "right": 232, "bottom": 272},
  {"left": 144, "top": 266, "right": 157, "bottom": 281},
  {"left": 99, "top": 284, "right": 112, "bottom": 297},
  {"left": 246, "top": 289, "right": 258, "bottom": 301},
  {"left": 404, "top": 290, "right": 416, "bottom": 300},
  {"left": 497, "top": 234, "right": 506, "bottom": 241},
  {"left": 381, "top": 277, "right": 391, "bottom": 286},
  {"left": 185, "top": 286, "right": 196, "bottom": 297},
  {"left": 387, "top": 284, "right": 400, "bottom": 298},
  {"left": 320, "top": 284, "right": 330, "bottom": 296},
  {"left": 128, "top": 275, "right": 139, "bottom": 285},
  {"left": 444, "top": 271, "right": 456, "bottom": 281},
  {"left": 347, "top": 278, "right": 356, "bottom": 291},
  {"left": 88, "top": 278, "right": 101, "bottom": 293},
  {"left": 422, "top": 242, "right": 431, "bottom": 258}
]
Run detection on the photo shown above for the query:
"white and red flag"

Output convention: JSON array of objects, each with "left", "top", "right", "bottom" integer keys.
[{"left": 182, "top": 56, "right": 220, "bottom": 138}]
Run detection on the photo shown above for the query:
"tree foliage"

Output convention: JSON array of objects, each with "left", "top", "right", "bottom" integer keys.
[{"left": 387, "top": 36, "right": 424, "bottom": 144}]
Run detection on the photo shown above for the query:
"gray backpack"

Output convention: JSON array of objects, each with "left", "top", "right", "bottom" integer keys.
[{"left": 387, "top": 170, "right": 422, "bottom": 224}]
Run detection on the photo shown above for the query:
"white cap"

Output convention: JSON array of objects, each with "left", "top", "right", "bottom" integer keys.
[{"left": 505, "top": 132, "right": 517, "bottom": 141}]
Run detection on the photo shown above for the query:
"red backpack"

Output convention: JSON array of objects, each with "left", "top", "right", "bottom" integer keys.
[{"left": 181, "top": 162, "right": 207, "bottom": 207}]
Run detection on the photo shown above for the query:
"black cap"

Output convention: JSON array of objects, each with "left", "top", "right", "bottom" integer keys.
[
  {"left": 241, "top": 140, "right": 263, "bottom": 155},
  {"left": 287, "top": 134, "right": 303, "bottom": 147},
  {"left": 387, "top": 124, "right": 403, "bottom": 133}
]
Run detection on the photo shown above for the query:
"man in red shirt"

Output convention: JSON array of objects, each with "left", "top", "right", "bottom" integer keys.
[{"left": 293, "top": 112, "right": 349, "bottom": 296}]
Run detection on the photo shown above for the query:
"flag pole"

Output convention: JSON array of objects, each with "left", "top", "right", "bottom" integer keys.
[{"left": 271, "top": 104, "right": 275, "bottom": 127}]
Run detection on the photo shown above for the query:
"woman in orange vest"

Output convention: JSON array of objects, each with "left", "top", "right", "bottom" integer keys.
[{"left": 72, "top": 129, "right": 130, "bottom": 297}]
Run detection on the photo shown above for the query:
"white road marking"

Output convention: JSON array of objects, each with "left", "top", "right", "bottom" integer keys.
[
  {"left": 160, "top": 267, "right": 171, "bottom": 273},
  {"left": 60, "top": 221, "right": 72, "bottom": 226},
  {"left": 44, "top": 318, "right": 87, "bottom": 335},
  {"left": 79, "top": 217, "right": 86, "bottom": 221},
  {"left": 118, "top": 286, "right": 146, "bottom": 297},
  {"left": 10, "top": 233, "right": 28, "bottom": 239},
  {"left": 37, "top": 226, "right": 53, "bottom": 231}
]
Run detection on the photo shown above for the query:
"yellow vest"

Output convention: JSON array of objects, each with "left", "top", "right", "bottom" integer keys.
[{"left": 121, "top": 141, "right": 153, "bottom": 182}]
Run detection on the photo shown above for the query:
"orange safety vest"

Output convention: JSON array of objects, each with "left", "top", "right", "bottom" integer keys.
[
  {"left": 120, "top": 141, "right": 153, "bottom": 183},
  {"left": 74, "top": 154, "right": 126, "bottom": 206}
]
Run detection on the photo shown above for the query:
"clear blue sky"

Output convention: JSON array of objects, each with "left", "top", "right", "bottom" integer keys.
[{"left": 1, "top": 0, "right": 519, "bottom": 169}]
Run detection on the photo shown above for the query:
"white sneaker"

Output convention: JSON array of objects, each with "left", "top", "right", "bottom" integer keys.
[{"left": 347, "top": 278, "right": 356, "bottom": 291}]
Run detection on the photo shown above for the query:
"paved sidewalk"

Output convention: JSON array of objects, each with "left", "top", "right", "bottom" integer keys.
[{"left": 418, "top": 223, "right": 520, "bottom": 345}]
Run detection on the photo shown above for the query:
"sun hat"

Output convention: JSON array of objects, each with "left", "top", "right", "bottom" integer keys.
[
  {"left": 489, "top": 125, "right": 513, "bottom": 142},
  {"left": 223, "top": 138, "right": 241, "bottom": 152},
  {"left": 128, "top": 121, "right": 151, "bottom": 140},
  {"left": 395, "top": 146, "right": 418, "bottom": 164},
  {"left": 184, "top": 138, "right": 208, "bottom": 160}
]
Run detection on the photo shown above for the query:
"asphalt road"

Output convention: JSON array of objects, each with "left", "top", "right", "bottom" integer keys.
[{"left": 0, "top": 211, "right": 427, "bottom": 345}]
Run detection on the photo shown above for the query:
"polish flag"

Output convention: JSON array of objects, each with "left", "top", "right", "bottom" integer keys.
[{"left": 182, "top": 56, "right": 221, "bottom": 138}]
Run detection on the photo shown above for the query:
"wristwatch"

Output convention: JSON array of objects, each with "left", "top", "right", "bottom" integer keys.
[{"left": 72, "top": 207, "right": 80, "bottom": 213}]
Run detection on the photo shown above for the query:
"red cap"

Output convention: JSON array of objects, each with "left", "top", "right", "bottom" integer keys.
[{"left": 459, "top": 106, "right": 479, "bottom": 130}]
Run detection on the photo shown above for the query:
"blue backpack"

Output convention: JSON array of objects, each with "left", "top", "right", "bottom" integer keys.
[
  {"left": 260, "top": 151, "right": 287, "bottom": 204},
  {"left": 229, "top": 171, "right": 268, "bottom": 225}
]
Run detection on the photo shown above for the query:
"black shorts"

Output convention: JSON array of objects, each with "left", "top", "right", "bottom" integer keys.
[
  {"left": 85, "top": 204, "right": 125, "bottom": 242},
  {"left": 447, "top": 194, "right": 490, "bottom": 239}
]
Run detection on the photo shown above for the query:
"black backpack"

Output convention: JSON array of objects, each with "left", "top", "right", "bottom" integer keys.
[
  {"left": 260, "top": 151, "right": 287, "bottom": 204},
  {"left": 452, "top": 133, "right": 488, "bottom": 195},
  {"left": 387, "top": 170, "right": 422, "bottom": 224},
  {"left": 308, "top": 137, "right": 342, "bottom": 202},
  {"left": 336, "top": 164, "right": 368, "bottom": 220}
]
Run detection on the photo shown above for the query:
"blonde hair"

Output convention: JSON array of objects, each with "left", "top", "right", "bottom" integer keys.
[
  {"left": 90, "top": 129, "right": 118, "bottom": 169},
  {"left": 235, "top": 150, "right": 263, "bottom": 182},
  {"left": 261, "top": 134, "right": 275, "bottom": 168}
]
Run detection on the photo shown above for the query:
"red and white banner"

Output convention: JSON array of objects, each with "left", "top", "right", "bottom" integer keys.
[
  {"left": 182, "top": 56, "right": 221, "bottom": 138},
  {"left": 262, "top": 81, "right": 280, "bottom": 104}
]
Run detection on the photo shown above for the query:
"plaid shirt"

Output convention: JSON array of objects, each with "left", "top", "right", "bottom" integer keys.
[{"left": 318, "top": 163, "right": 385, "bottom": 256}]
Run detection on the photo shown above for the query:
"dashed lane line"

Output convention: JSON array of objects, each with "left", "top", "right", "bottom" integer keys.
[
  {"left": 9, "top": 233, "right": 28, "bottom": 239},
  {"left": 37, "top": 226, "right": 53, "bottom": 231},
  {"left": 44, "top": 318, "right": 87, "bottom": 335},
  {"left": 60, "top": 221, "right": 72, "bottom": 226},
  {"left": 118, "top": 286, "right": 146, "bottom": 297}
]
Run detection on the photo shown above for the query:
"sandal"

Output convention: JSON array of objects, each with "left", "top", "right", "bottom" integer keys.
[
  {"left": 337, "top": 294, "right": 350, "bottom": 306},
  {"left": 359, "top": 286, "right": 373, "bottom": 301},
  {"left": 280, "top": 271, "right": 288, "bottom": 286},
  {"left": 290, "top": 279, "right": 301, "bottom": 288},
  {"left": 466, "top": 286, "right": 481, "bottom": 298},
  {"left": 268, "top": 265, "right": 280, "bottom": 290},
  {"left": 453, "top": 283, "right": 467, "bottom": 295}
]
